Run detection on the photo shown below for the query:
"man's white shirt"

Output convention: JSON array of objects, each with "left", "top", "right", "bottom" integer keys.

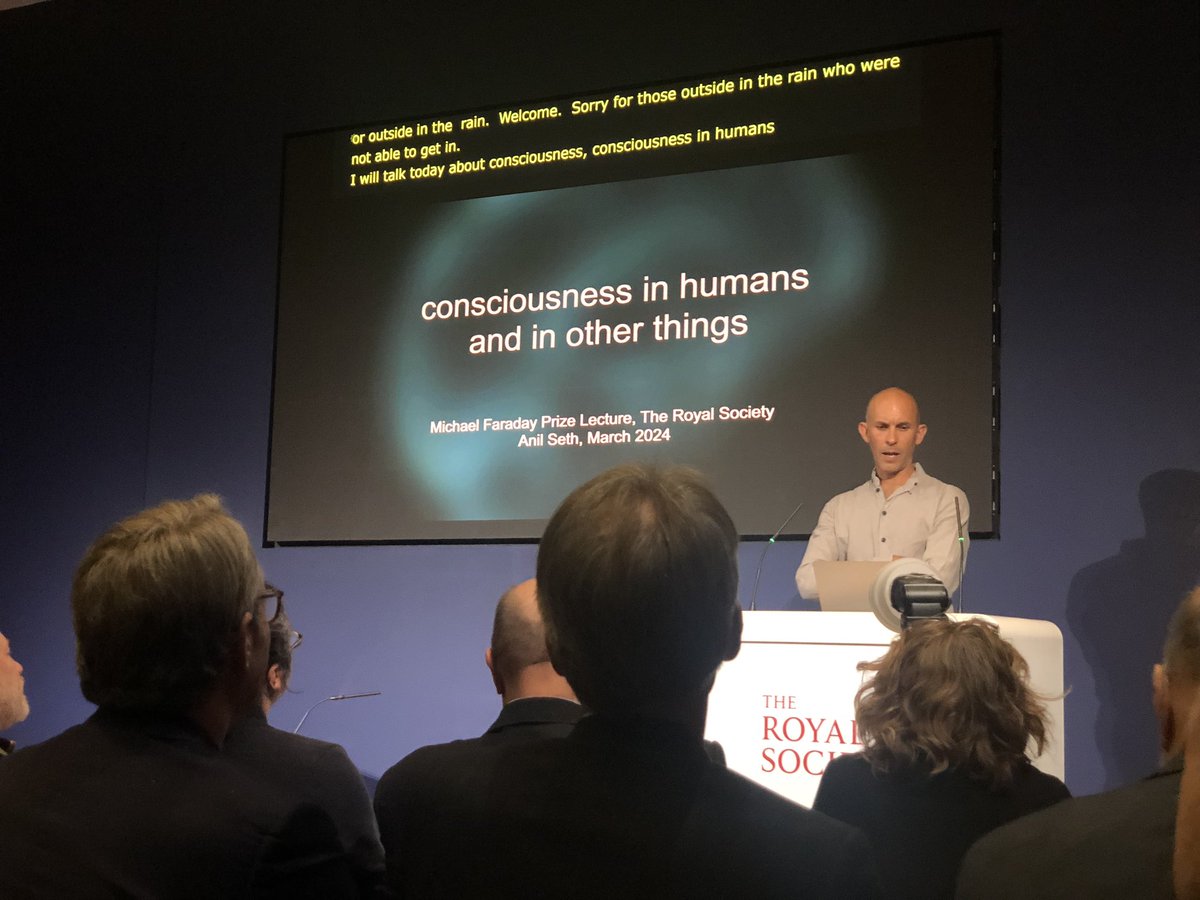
[{"left": 795, "top": 463, "right": 969, "bottom": 600}]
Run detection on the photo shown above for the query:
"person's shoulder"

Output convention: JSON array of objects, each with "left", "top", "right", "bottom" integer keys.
[
  {"left": 959, "top": 770, "right": 1181, "bottom": 898},
  {"left": 386, "top": 732, "right": 494, "bottom": 769},
  {"left": 704, "top": 762, "right": 867, "bottom": 842},
  {"left": 820, "top": 479, "right": 875, "bottom": 515},
  {"left": 228, "top": 717, "right": 358, "bottom": 776},
  {"left": 0, "top": 716, "right": 115, "bottom": 781},
  {"left": 812, "top": 753, "right": 880, "bottom": 816},
  {"left": 839, "top": 477, "right": 876, "bottom": 499},
  {"left": 972, "top": 766, "right": 1176, "bottom": 859},
  {"left": 823, "top": 752, "right": 871, "bottom": 776},
  {"left": 913, "top": 465, "right": 967, "bottom": 498},
  {"left": 815, "top": 751, "right": 874, "bottom": 788},
  {"left": 1012, "top": 761, "right": 1071, "bottom": 802},
  {"left": 375, "top": 734, "right": 497, "bottom": 799},
  {"left": 697, "top": 766, "right": 881, "bottom": 897}
]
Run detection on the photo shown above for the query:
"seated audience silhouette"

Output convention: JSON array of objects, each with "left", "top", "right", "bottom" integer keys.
[
  {"left": 960, "top": 585, "right": 1200, "bottom": 899},
  {"left": 0, "top": 495, "right": 360, "bottom": 897},
  {"left": 375, "top": 579, "right": 588, "bottom": 883},
  {"left": 813, "top": 617, "right": 1069, "bottom": 899},
  {"left": 224, "top": 601, "right": 385, "bottom": 894},
  {"left": 378, "top": 463, "right": 882, "bottom": 898}
]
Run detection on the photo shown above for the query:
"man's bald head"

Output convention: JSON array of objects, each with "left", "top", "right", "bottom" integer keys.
[
  {"left": 486, "top": 579, "right": 575, "bottom": 704},
  {"left": 859, "top": 387, "right": 927, "bottom": 486},
  {"left": 490, "top": 580, "right": 549, "bottom": 684},
  {"left": 864, "top": 387, "right": 922, "bottom": 425}
]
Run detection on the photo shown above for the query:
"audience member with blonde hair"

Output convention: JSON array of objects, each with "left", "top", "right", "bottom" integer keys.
[{"left": 813, "top": 617, "right": 1068, "bottom": 899}]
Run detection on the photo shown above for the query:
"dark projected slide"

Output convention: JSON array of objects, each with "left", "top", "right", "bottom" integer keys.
[{"left": 268, "top": 35, "right": 998, "bottom": 543}]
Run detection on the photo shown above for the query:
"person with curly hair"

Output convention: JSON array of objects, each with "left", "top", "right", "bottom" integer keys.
[{"left": 813, "top": 617, "right": 1069, "bottom": 899}]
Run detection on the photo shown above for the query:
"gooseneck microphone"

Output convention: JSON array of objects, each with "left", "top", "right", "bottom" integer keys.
[
  {"left": 749, "top": 500, "right": 805, "bottom": 612},
  {"left": 293, "top": 691, "right": 383, "bottom": 734},
  {"left": 954, "top": 496, "right": 966, "bottom": 613}
]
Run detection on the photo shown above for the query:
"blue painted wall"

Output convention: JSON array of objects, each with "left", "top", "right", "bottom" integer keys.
[{"left": 1, "top": 1, "right": 1197, "bottom": 794}]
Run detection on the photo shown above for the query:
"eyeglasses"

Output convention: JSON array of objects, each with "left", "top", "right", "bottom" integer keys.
[
  {"left": 288, "top": 630, "right": 303, "bottom": 651},
  {"left": 257, "top": 584, "right": 285, "bottom": 623}
]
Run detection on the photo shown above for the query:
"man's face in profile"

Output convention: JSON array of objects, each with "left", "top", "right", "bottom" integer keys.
[{"left": 0, "top": 632, "right": 30, "bottom": 730}]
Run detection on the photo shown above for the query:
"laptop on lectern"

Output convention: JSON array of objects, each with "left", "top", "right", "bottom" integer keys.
[{"left": 814, "top": 560, "right": 887, "bottom": 612}]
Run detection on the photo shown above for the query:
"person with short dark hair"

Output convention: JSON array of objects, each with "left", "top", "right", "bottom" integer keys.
[
  {"left": 225, "top": 599, "right": 386, "bottom": 895},
  {"left": 263, "top": 607, "right": 300, "bottom": 711},
  {"left": 963, "top": 586, "right": 1200, "bottom": 900},
  {"left": 813, "top": 617, "right": 1069, "bottom": 899},
  {"left": 383, "top": 464, "right": 882, "bottom": 898},
  {"left": 0, "top": 495, "right": 359, "bottom": 898}
]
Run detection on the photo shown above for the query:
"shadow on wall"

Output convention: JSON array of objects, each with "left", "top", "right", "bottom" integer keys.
[{"left": 1068, "top": 469, "right": 1200, "bottom": 790}]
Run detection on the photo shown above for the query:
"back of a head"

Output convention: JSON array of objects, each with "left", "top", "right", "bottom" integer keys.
[
  {"left": 490, "top": 580, "right": 551, "bottom": 689},
  {"left": 536, "top": 463, "right": 740, "bottom": 713},
  {"left": 854, "top": 618, "right": 1048, "bottom": 788},
  {"left": 1164, "top": 587, "right": 1200, "bottom": 687},
  {"left": 265, "top": 609, "right": 295, "bottom": 706},
  {"left": 72, "top": 494, "right": 260, "bottom": 713}
]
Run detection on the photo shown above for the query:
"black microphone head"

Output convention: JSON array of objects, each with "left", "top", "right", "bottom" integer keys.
[{"left": 891, "top": 574, "right": 950, "bottom": 628}]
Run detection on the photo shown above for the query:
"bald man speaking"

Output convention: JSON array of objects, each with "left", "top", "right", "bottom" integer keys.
[{"left": 795, "top": 387, "right": 969, "bottom": 601}]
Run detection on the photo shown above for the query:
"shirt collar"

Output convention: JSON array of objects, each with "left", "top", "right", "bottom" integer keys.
[
  {"left": 870, "top": 462, "right": 926, "bottom": 495},
  {"left": 486, "top": 696, "right": 586, "bottom": 734}
]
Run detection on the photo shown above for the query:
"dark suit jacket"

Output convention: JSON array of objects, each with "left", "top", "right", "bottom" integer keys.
[
  {"left": 956, "top": 761, "right": 1182, "bottom": 899},
  {"left": 0, "top": 709, "right": 360, "bottom": 899},
  {"left": 480, "top": 694, "right": 586, "bottom": 740},
  {"left": 375, "top": 695, "right": 584, "bottom": 891},
  {"left": 223, "top": 709, "right": 385, "bottom": 895},
  {"left": 376, "top": 712, "right": 881, "bottom": 899},
  {"left": 814, "top": 753, "right": 1070, "bottom": 900}
]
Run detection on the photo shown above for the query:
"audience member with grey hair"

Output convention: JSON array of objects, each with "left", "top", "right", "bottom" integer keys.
[{"left": 0, "top": 495, "right": 361, "bottom": 897}]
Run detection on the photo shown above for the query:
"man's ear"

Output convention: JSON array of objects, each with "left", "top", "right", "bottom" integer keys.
[
  {"left": 724, "top": 604, "right": 743, "bottom": 662},
  {"left": 485, "top": 648, "right": 504, "bottom": 696},
  {"left": 266, "top": 664, "right": 284, "bottom": 697},
  {"left": 915, "top": 423, "right": 928, "bottom": 445},
  {"left": 857, "top": 421, "right": 869, "bottom": 443}
]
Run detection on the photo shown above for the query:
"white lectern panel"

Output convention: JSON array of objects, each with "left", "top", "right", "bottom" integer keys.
[{"left": 705, "top": 611, "right": 1065, "bottom": 808}]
